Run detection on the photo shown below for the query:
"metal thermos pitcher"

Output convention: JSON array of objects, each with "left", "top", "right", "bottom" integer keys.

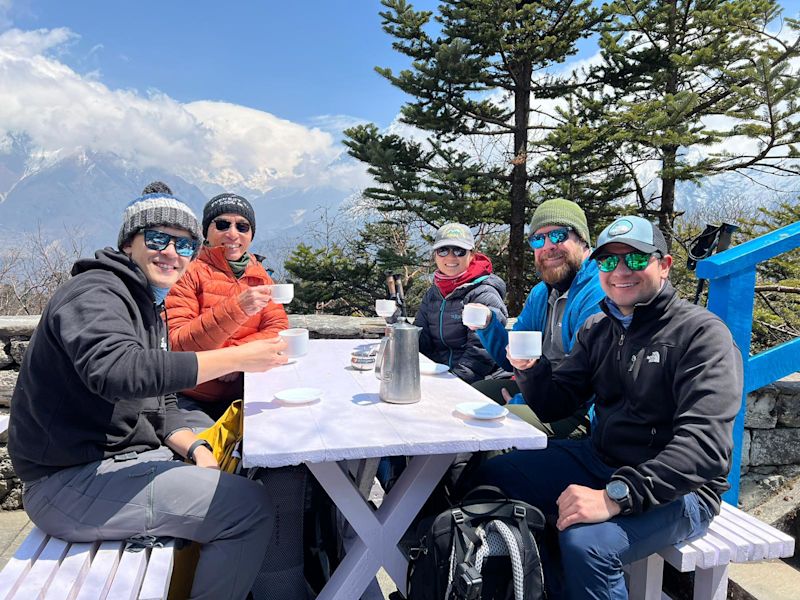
[{"left": 375, "top": 321, "right": 421, "bottom": 404}]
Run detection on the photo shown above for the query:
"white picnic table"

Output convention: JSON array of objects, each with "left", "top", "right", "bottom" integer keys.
[{"left": 243, "top": 338, "right": 547, "bottom": 600}]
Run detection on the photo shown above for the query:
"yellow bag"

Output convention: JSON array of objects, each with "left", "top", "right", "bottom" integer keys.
[
  {"left": 196, "top": 399, "right": 245, "bottom": 474},
  {"left": 168, "top": 400, "right": 244, "bottom": 600}
]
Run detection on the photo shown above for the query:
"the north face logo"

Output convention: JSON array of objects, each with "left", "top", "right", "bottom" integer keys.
[{"left": 646, "top": 351, "right": 660, "bottom": 364}]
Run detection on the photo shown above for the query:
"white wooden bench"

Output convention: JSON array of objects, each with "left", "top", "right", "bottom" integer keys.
[
  {"left": 0, "top": 417, "right": 176, "bottom": 599},
  {"left": 627, "top": 501, "right": 796, "bottom": 599},
  {"left": 0, "top": 526, "right": 174, "bottom": 600}
]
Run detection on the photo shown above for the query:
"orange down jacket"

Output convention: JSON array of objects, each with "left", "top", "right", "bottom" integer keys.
[{"left": 166, "top": 245, "right": 289, "bottom": 403}]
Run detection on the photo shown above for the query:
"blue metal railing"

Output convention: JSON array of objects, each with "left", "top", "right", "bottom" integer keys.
[{"left": 696, "top": 220, "right": 800, "bottom": 503}]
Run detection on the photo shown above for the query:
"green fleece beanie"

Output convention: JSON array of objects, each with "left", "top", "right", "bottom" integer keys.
[{"left": 528, "top": 198, "right": 591, "bottom": 246}]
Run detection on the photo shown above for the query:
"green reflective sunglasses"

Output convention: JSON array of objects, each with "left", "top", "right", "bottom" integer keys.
[{"left": 596, "top": 251, "right": 657, "bottom": 272}]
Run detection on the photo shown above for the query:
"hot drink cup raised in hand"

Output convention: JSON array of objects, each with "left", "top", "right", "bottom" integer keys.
[
  {"left": 508, "top": 331, "right": 542, "bottom": 360},
  {"left": 462, "top": 303, "right": 490, "bottom": 328},
  {"left": 268, "top": 284, "right": 294, "bottom": 304}
]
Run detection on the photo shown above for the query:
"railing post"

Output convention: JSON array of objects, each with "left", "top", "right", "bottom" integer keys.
[{"left": 704, "top": 268, "right": 756, "bottom": 504}]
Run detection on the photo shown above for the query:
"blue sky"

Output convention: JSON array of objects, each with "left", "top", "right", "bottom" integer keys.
[
  {"left": 5, "top": 0, "right": 445, "bottom": 129},
  {"left": 6, "top": 0, "right": 797, "bottom": 129}
]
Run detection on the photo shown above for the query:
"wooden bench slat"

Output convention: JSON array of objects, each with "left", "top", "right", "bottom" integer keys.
[
  {"left": 43, "top": 542, "right": 96, "bottom": 600},
  {"left": 690, "top": 531, "right": 732, "bottom": 570},
  {"left": 658, "top": 540, "right": 698, "bottom": 572},
  {"left": 705, "top": 517, "right": 759, "bottom": 562},
  {"left": 719, "top": 505, "right": 787, "bottom": 559},
  {"left": 721, "top": 504, "right": 795, "bottom": 558},
  {"left": 137, "top": 542, "right": 174, "bottom": 600},
  {"left": 73, "top": 542, "right": 122, "bottom": 600},
  {"left": 105, "top": 548, "right": 149, "bottom": 600},
  {"left": 710, "top": 517, "right": 770, "bottom": 562},
  {"left": 11, "top": 536, "right": 68, "bottom": 598},
  {"left": 0, "top": 526, "right": 49, "bottom": 600}
]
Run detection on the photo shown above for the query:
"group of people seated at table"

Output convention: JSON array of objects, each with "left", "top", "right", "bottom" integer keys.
[{"left": 8, "top": 183, "right": 743, "bottom": 599}]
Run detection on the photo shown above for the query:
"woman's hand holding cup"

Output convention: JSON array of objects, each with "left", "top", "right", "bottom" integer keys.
[{"left": 462, "top": 303, "right": 491, "bottom": 330}]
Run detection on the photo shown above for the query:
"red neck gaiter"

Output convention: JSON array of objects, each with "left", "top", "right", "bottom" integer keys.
[{"left": 434, "top": 252, "right": 493, "bottom": 297}]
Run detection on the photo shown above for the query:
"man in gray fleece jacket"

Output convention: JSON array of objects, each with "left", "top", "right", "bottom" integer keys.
[{"left": 9, "top": 192, "right": 287, "bottom": 600}]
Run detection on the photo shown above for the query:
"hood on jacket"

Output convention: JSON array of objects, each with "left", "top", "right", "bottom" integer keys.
[{"left": 72, "top": 248, "right": 153, "bottom": 303}]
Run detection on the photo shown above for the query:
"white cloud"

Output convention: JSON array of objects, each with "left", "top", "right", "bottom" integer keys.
[{"left": 0, "top": 27, "right": 367, "bottom": 194}]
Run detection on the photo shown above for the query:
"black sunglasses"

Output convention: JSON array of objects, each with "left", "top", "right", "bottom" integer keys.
[
  {"left": 528, "top": 227, "right": 572, "bottom": 249},
  {"left": 435, "top": 246, "right": 468, "bottom": 258},
  {"left": 143, "top": 229, "right": 199, "bottom": 257},
  {"left": 213, "top": 218, "right": 251, "bottom": 234}
]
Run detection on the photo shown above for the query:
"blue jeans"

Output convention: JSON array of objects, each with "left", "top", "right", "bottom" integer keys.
[{"left": 474, "top": 439, "right": 713, "bottom": 600}]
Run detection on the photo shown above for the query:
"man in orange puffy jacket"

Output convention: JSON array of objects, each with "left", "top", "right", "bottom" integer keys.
[{"left": 167, "top": 192, "right": 289, "bottom": 427}]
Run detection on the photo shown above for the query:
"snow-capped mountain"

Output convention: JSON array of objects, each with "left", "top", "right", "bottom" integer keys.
[{"left": 0, "top": 146, "right": 356, "bottom": 258}]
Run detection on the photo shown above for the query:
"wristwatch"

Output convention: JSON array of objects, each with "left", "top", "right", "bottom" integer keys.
[
  {"left": 605, "top": 479, "right": 633, "bottom": 515},
  {"left": 187, "top": 439, "right": 213, "bottom": 464}
]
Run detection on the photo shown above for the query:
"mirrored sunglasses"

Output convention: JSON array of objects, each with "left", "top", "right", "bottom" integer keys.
[
  {"left": 529, "top": 226, "right": 572, "bottom": 249},
  {"left": 596, "top": 251, "right": 657, "bottom": 272},
  {"left": 435, "top": 246, "right": 468, "bottom": 258},
  {"left": 143, "top": 229, "right": 199, "bottom": 257},
  {"left": 213, "top": 218, "right": 251, "bottom": 233}
]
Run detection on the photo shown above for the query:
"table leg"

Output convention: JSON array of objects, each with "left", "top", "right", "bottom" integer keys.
[{"left": 307, "top": 453, "right": 455, "bottom": 600}]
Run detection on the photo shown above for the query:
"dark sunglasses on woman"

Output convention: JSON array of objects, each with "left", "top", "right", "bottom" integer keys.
[
  {"left": 528, "top": 226, "right": 572, "bottom": 250},
  {"left": 435, "top": 246, "right": 468, "bottom": 258},
  {"left": 213, "top": 219, "right": 251, "bottom": 234},
  {"left": 143, "top": 229, "right": 199, "bottom": 257},
  {"left": 595, "top": 251, "right": 659, "bottom": 273}
]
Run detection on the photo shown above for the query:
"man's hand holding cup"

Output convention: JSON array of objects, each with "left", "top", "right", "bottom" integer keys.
[{"left": 506, "top": 331, "right": 542, "bottom": 371}]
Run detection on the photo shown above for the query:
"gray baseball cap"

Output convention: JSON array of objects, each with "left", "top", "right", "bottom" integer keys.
[
  {"left": 432, "top": 223, "right": 475, "bottom": 250},
  {"left": 590, "top": 216, "right": 668, "bottom": 259}
]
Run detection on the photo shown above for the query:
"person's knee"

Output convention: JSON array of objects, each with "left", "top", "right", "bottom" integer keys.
[
  {"left": 559, "top": 523, "right": 620, "bottom": 569},
  {"left": 224, "top": 475, "right": 274, "bottom": 535}
]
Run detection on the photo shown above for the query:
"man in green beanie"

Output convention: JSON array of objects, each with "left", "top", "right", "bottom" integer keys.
[{"left": 469, "top": 198, "right": 605, "bottom": 438}]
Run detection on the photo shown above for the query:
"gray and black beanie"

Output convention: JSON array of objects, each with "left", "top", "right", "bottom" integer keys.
[
  {"left": 117, "top": 193, "right": 202, "bottom": 250},
  {"left": 141, "top": 181, "right": 173, "bottom": 195},
  {"left": 202, "top": 193, "right": 256, "bottom": 238}
]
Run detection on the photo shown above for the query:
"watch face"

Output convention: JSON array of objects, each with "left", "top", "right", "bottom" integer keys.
[{"left": 607, "top": 480, "right": 628, "bottom": 501}]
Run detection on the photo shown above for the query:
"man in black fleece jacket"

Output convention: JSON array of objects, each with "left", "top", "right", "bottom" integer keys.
[
  {"left": 9, "top": 192, "right": 288, "bottom": 600},
  {"left": 475, "top": 215, "right": 743, "bottom": 599}
]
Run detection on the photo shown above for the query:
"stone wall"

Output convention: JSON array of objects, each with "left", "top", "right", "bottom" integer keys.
[{"left": 1, "top": 315, "right": 799, "bottom": 511}]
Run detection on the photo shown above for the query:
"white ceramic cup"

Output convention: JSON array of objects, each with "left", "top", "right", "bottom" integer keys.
[
  {"left": 462, "top": 303, "right": 490, "bottom": 328},
  {"left": 278, "top": 328, "right": 309, "bottom": 358},
  {"left": 508, "top": 331, "right": 542, "bottom": 360},
  {"left": 375, "top": 299, "right": 397, "bottom": 317},
  {"left": 269, "top": 283, "right": 294, "bottom": 304}
]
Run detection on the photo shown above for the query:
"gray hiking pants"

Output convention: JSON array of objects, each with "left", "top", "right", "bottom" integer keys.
[{"left": 22, "top": 447, "right": 274, "bottom": 600}]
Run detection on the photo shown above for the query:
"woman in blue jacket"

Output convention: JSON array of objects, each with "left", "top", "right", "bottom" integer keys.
[{"left": 413, "top": 223, "right": 508, "bottom": 384}]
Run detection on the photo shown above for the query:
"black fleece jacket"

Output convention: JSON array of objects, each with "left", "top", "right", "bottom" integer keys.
[
  {"left": 9, "top": 249, "right": 198, "bottom": 482},
  {"left": 515, "top": 282, "right": 743, "bottom": 515}
]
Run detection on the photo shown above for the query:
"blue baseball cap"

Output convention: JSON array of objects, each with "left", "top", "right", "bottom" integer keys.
[{"left": 590, "top": 216, "right": 668, "bottom": 259}]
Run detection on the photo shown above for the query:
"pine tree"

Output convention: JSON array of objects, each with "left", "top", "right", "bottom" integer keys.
[
  {"left": 560, "top": 0, "right": 800, "bottom": 246},
  {"left": 344, "top": 0, "right": 598, "bottom": 311}
]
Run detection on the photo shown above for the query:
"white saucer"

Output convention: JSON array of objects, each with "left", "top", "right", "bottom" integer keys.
[
  {"left": 455, "top": 401, "right": 508, "bottom": 420},
  {"left": 274, "top": 387, "right": 322, "bottom": 404},
  {"left": 420, "top": 362, "right": 449, "bottom": 375}
]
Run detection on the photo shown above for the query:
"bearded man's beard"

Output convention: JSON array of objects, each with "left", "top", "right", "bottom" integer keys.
[{"left": 536, "top": 249, "right": 583, "bottom": 288}]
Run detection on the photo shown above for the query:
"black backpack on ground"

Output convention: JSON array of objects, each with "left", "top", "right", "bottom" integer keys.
[{"left": 405, "top": 486, "right": 546, "bottom": 600}]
